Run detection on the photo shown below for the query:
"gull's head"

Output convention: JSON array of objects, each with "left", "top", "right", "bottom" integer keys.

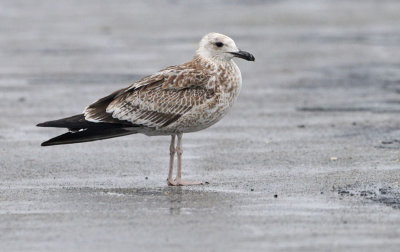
[{"left": 196, "top": 32, "right": 255, "bottom": 62}]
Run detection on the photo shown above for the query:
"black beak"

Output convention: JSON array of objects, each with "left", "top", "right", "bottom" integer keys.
[{"left": 229, "top": 50, "right": 255, "bottom": 61}]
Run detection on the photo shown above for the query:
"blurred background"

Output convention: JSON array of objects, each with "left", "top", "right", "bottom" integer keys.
[{"left": 1, "top": 0, "right": 400, "bottom": 251}]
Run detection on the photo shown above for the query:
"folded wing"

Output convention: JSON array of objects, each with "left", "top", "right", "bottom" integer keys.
[{"left": 84, "top": 65, "right": 215, "bottom": 129}]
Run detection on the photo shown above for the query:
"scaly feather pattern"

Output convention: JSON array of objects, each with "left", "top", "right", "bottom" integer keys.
[{"left": 84, "top": 60, "right": 215, "bottom": 129}]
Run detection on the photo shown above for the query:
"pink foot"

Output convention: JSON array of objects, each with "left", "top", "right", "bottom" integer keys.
[{"left": 167, "top": 178, "right": 205, "bottom": 186}]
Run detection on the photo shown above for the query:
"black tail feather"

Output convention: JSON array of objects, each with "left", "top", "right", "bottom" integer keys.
[
  {"left": 37, "top": 114, "right": 130, "bottom": 131},
  {"left": 37, "top": 114, "right": 90, "bottom": 129},
  {"left": 41, "top": 127, "right": 137, "bottom": 146}
]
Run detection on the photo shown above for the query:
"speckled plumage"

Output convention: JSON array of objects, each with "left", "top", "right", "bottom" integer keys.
[
  {"left": 84, "top": 55, "right": 242, "bottom": 135},
  {"left": 38, "top": 32, "right": 254, "bottom": 186}
]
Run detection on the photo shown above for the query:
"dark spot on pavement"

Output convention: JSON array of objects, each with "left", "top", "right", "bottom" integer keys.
[{"left": 337, "top": 185, "right": 400, "bottom": 210}]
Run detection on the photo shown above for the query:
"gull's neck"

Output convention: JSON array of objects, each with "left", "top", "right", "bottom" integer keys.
[{"left": 193, "top": 53, "right": 236, "bottom": 71}]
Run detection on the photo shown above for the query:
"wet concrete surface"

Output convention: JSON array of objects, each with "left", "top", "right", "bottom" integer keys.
[{"left": 1, "top": 0, "right": 400, "bottom": 251}]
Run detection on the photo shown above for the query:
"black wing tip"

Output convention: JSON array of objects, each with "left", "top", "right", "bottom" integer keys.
[
  {"left": 39, "top": 127, "right": 138, "bottom": 147},
  {"left": 41, "top": 141, "right": 50, "bottom": 146},
  {"left": 41, "top": 140, "right": 58, "bottom": 146},
  {"left": 40, "top": 138, "right": 81, "bottom": 146},
  {"left": 40, "top": 139, "right": 85, "bottom": 147}
]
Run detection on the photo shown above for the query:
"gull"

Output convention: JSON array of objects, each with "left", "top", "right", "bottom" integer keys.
[{"left": 37, "top": 32, "right": 255, "bottom": 186}]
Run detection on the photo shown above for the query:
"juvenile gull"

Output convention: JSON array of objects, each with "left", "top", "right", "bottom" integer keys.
[{"left": 37, "top": 32, "right": 255, "bottom": 186}]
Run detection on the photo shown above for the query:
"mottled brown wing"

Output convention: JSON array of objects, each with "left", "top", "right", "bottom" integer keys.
[{"left": 84, "top": 66, "right": 214, "bottom": 128}]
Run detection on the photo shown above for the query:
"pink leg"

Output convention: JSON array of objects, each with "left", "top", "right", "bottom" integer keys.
[
  {"left": 171, "top": 133, "right": 203, "bottom": 186},
  {"left": 167, "top": 135, "right": 176, "bottom": 186}
]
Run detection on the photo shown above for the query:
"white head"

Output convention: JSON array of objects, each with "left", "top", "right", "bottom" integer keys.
[{"left": 196, "top": 32, "right": 255, "bottom": 62}]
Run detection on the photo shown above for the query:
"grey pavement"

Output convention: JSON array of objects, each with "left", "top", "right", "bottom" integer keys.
[{"left": 1, "top": 0, "right": 400, "bottom": 251}]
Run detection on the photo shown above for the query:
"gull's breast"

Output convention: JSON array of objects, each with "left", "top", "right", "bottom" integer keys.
[{"left": 166, "top": 63, "right": 242, "bottom": 133}]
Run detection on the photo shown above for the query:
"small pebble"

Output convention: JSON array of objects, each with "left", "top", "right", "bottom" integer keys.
[
  {"left": 250, "top": 188, "right": 254, "bottom": 192},
  {"left": 274, "top": 194, "right": 278, "bottom": 198},
  {"left": 145, "top": 176, "right": 148, "bottom": 180}
]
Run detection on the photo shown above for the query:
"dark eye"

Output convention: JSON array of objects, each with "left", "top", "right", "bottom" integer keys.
[{"left": 215, "top": 42, "right": 224, "bottom": 47}]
